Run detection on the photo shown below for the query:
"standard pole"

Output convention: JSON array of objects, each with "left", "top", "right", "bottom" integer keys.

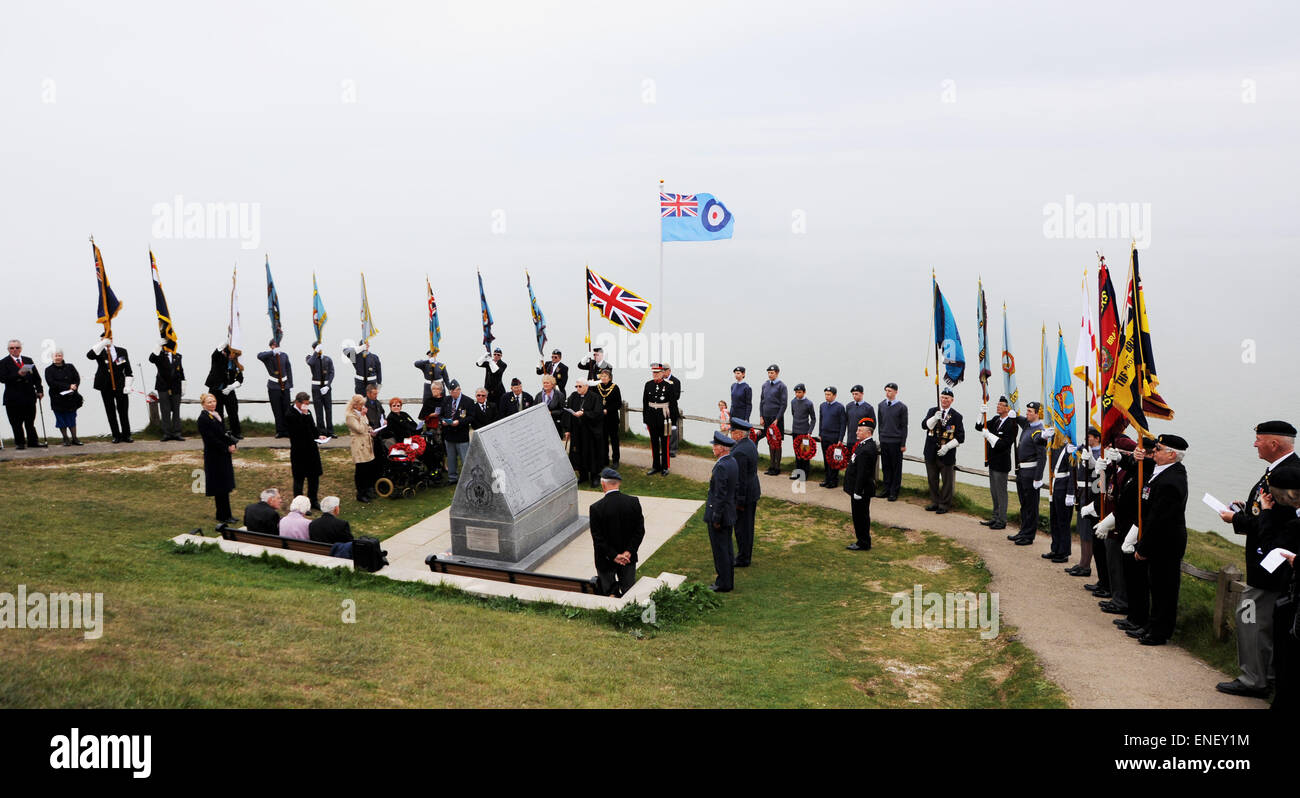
[{"left": 658, "top": 178, "right": 665, "bottom": 338}]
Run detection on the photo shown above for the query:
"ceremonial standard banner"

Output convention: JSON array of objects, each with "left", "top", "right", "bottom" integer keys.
[{"left": 660, "top": 191, "right": 734, "bottom": 241}]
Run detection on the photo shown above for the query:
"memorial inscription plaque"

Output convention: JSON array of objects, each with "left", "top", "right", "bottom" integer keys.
[{"left": 447, "top": 403, "right": 589, "bottom": 569}]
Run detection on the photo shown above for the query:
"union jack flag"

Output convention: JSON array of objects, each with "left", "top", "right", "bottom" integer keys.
[
  {"left": 587, "top": 267, "right": 651, "bottom": 334},
  {"left": 660, "top": 193, "right": 699, "bottom": 218}
]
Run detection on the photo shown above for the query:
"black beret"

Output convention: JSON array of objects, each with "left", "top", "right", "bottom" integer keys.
[
  {"left": 1026, "top": 400, "right": 1043, "bottom": 411},
  {"left": 447, "top": 380, "right": 460, "bottom": 390},
  {"left": 767, "top": 364, "right": 780, "bottom": 372},
  {"left": 600, "top": 467, "right": 621, "bottom": 481},
  {"left": 997, "top": 395, "right": 1009, "bottom": 404},
  {"left": 824, "top": 386, "right": 837, "bottom": 395},
  {"left": 852, "top": 384, "right": 865, "bottom": 393},
  {"left": 1156, "top": 433, "right": 1188, "bottom": 452},
  {"left": 734, "top": 366, "right": 746, "bottom": 374},
  {"left": 510, "top": 377, "right": 521, "bottom": 386},
  {"left": 493, "top": 347, "right": 503, "bottom": 354},
  {"left": 794, "top": 383, "right": 806, "bottom": 392},
  {"left": 551, "top": 349, "right": 562, "bottom": 356},
  {"left": 1256, "top": 420, "right": 1297, "bottom": 437},
  {"left": 884, "top": 382, "right": 897, "bottom": 390},
  {"left": 712, "top": 431, "right": 735, "bottom": 447},
  {"left": 940, "top": 387, "right": 954, "bottom": 397}
]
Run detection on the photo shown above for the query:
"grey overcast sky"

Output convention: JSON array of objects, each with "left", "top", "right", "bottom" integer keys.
[{"left": 3, "top": 1, "right": 1299, "bottom": 532}]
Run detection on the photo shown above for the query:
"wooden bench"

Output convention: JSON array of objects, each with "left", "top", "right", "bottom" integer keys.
[
  {"left": 425, "top": 554, "right": 602, "bottom": 594},
  {"left": 216, "top": 524, "right": 338, "bottom": 557}
]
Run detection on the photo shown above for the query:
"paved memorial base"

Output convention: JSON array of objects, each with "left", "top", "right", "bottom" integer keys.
[{"left": 169, "top": 491, "right": 702, "bottom": 610}]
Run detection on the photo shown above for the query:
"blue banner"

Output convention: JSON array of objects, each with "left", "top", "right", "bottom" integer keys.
[
  {"left": 934, "top": 278, "right": 965, "bottom": 387},
  {"left": 661, "top": 191, "right": 734, "bottom": 242},
  {"left": 1049, "top": 329, "right": 1077, "bottom": 445}
]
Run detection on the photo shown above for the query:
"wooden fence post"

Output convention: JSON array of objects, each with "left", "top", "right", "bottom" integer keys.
[
  {"left": 620, "top": 401, "right": 629, "bottom": 434},
  {"left": 1214, "top": 564, "right": 1242, "bottom": 642}
]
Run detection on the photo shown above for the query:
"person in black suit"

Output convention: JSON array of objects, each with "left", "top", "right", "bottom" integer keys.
[
  {"left": 86, "top": 336, "right": 134, "bottom": 443},
  {"left": 205, "top": 345, "right": 243, "bottom": 439},
  {"left": 594, "top": 366, "right": 622, "bottom": 468},
  {"left": 643, "top": 364, "right": 675, "bottom": 476},
  {"left": 843, "top": 417, "right": 878, "bottom": 551},
  {"left": 413, "top": 351, "right": 451, "bottom": 419},
  {"left": 44, "top": 349, "right": 83, "bottom": 446},
  {"left": 921, "top": 387, "right": 965, "bottom": 514},
  {"left": 1125, "top": 434, "right": 1189, "bottom": 646},
  {"left": 705, "top": 431, "right": 740, "bottom": 592},
  {"left": 441, "top": 381, "right": 471, "bottom": 484},
  {"left": 1, "top": 339, "right": 45, "bottom": 449},
  {"left": 727, "top": 418, "right": 761, "bottom": 567},
  {"left": 257, "top": 342, "right": 293, "bottom": 438},
  {"left": 476, "top": 347, "right": 508, "bottom": 407},
  {"left": 565, "top": 380, "right": 602, "bottom": 487},
  {"left": 536, "top": 349, "right": 569, "bottom": 394},
  {"left": 467, "top": 387, "right": 497, "bottom": 430},
  {"left": 576, "top": 347, "right": 609, "bottom": 381},
  {"left": 975, "top": 395, "right": 1018, "bottom": 529},
  {"left": 1257, "top": 469, "right": 1300, "bottom": 709},
  {"left": 243, "top": 488, "right": 283, "bottom": 534},
  {"left": 498, "top": 378, "right": 534, "bottom": 418},
  {"left": 309, "top": 496, "right": 356, "bottom": 545},
  {"left": 198, "top": 392, "right": 238, "bottom": 523},
  {"left": 306, "top": 345, "right": 335, "bottom": 437},
  {"left": 148, "top": 338, "right": 186, "bottom": 441},
  {"left": 536, "top": 375, "right": 565, "bottom": 437},
  {"left": 286, "top": 392, "right": 322, "bottom": 510},
  {"left": 1216, "top": 420, "right": 1300, "bottom": 697},
  {"left": 588, "top": 468, "right": 646, "bottom": 597}
]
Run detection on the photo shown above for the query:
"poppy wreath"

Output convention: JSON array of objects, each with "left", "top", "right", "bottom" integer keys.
[
  {"left": 793, "top": 434, "right": 818, "bottom": 460},
  {"left": 826, "top": 442, "right": 850, "bottom": 470},
  {"left": 765, "top": 423, "right": 783, "bottom": 448},
  {"left": 748, "top": 427, "right": 760, "bottom": 443}
]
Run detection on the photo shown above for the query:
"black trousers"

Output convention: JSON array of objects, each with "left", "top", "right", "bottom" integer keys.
[
  {"left": 268, "top": 386, "right": 290, "bottom": 435},
  {"left": 851, "top": 494, "right": 872, "bottom": 547},
  {"left": 1146, "top": 554, "right": 1182, "bottom": 641},
  {"left": 1092, "top": 531, "right": 1110, "bottom": 590},
  {"left": 354, "top": 460, "right": 376, "bottom": 497},
  {"left": 1015, "top": 472, "right": 1040, "bottom": 538},
  {"left": 1049, "top": 482, "right": 1072, "bottom": 555},
  {"left": 99, "top": 390, "right": 130, "bottom": 440},
  {"left": 313, "top": 388, "right": 333, "bottom": 436},
  {"left": 761, "top": 416, "right": 784, "bottom": 471},
  {"left": 156, "top": 390, "right": 182, "bottom": 437},
  {"left": 595, "top": 557, "right": 637, "bottom": 597},
  {"left": 734, "top": 499, "right": 756, "bottom": 566},
  {"left": 1273, "top": 597, "right": 1297, "bottom": 710},
  {"left": 646, "top": 411, "right": 669, "bottom": 471},
  {"left": 212, "top": 390, "right": 241, "bottom": 437},
  {"left": 604, "top": 417, "right": 620, "bottom": 464},
  {"left": 708, "top": 521, "right": 735, "bottom": 590},
  {"left": 794, "top": 457, "right": 812, "bottom": 478},
  {"left": 5, "top": 403, "right": 38, "bottom": 446},
  {"left": 822, "top": 445, "right": 840, "bottom": 486},
  {"left": 569, "top": 427, "right": 599, "bottom": 483},
  {"left": 292, "top": 471, "right": 320, "bottom": 507},
  {"left": 880, "top": 440, "right": 903, "bottom": 498},
  {"left": 213, "top": 492, "right": 232, "bottom": 522},
  {"left": 1123, "top": 551, "right": 1149, "bottom": 626}
]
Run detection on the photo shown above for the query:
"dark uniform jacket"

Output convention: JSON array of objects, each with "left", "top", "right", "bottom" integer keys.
[
  {"left": 790, "top": 396, "right": 816, "bottom": 436},
  {"left": 759, "top": 379, "right": 787, "bottom": 423},
  {"left": 0, "top": 355, "right": 43, "bottom": 405},
  {"left": 479, "top": 357, "right": 507, "bottom": 399},
  {"left": 576, "top": 354, "right": 609, "bottom": 381},
  {"left": 286, "top": 407, "right": 323, "bottom": 477},
  {"left": 589, "top": 490, "right": 646, "bottom": 565},
  {"left": 921, "top": 406, "right": 965, "bottom": 466},
  {"left": 206, "top": 349, "right": 242, "bottom": 392},
  {"left": 86, "top": 344, "right": 132, "bottom": 393},
  {"left": 1232, "top": 453, "right": 1300, "bottom": 590},
  {"left": 1134, "top": 461, "right": 1188, "bottom": 562},
  {"left": 308, "top": 513, "right": 355, "bottom": 544},
  {"left": 467, "top": 401, "right": 496, "bottom": 430},
  {"left": 256, "top": 349, "right": 293, "bottom": 390},
  {"left": 148, "top": 350, "right": 185, "bottom": 393},
  {"left": 499, "top": 390, "right": 535, "bottom": 417},
  {"left": 536, "top": 360, "right": 569, "bottom": 394},
  {"left": 1011, "top": 418, "right": 1050, "bottom": 480},
  {"left": 844, "top": 437, "right": 879, "bottom": 498},
  {"left": 730, "top": 381, "right": 752, "bottom": 422},
  {"left": 704, "top": 455, "right": 739, "bottom": 527},
  {"left": 975, "top": 412, "right": 1018, "bottom": 472},
  {"left": 818, "top": 401, "right": 845, "bottom": 445},
  {"left": 306, "top": 353, "right": 335, "bottom": 391},
  {"left": 243, "top": 501, "right": 281, "bottom": 534},
  {"left": 197, "top": 410, "right": 236, "bottom": 496},
  {"left": 730, "top": 436, "right": 760, "bottom": 504},
  {"left": 641, "top": 379, "right": 676, "bottom": 429},
  {"left": 876, "top": 398, "right": 908, "bottom": 445},
  {"left": 845, "top": 400, "right": 875, "bottom": 443},
  {"left": 564, "top": 390, "right": 602, "bottom": 433},
  {"left": 440, "top": 394, "right": 471, "bottom": 442},
  {"left": 348, "top": 351, "right": 382, "bottom": 389}
]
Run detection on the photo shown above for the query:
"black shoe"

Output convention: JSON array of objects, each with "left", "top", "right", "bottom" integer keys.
[
  {"left": 1041, "top": 551, "right": 1059, "bottom": 559},
  {"left": 707, "top": 584, "right": 732, "bottom": 593},
  {"left": 645, "top": 468, "right": 661, "bottom": 476},
  {"left": 34, "top": 442, "right": 48, "bottom": 448},
  {"left": 71, "top": 439, "right": 83, "bottom": 446},
  {"left": 817, "top": 481, "right": 830, "bottom": 488},
  {"left": 734, "top": 561, "right": 750, "bottom": 568},
  {"left": 846, "top": 543, "right": 871, "bottom": 551},
  {"left": 924, "top": 504, "right": 939, "bottom": 511},
  {"left": 221, "top": 517, "right": 240, "bottom": 526},
  {"left": 935, "top": 507, "right": 949, "bottom": 514},
  {"left": 1093, "top": 589, "right": 1113, "bottom": 598},
  {"left": 661, "top": 469, "right": 670, "bottom": 477},
  {"left": 611, "top": 460, "right": 619, "bottom": 468},
  {"left": 1014, "top": 537, "right": 1034, "bottom": 546},
  {"left": 979, "top": 520, "right": 994, "bottom": 526},
  {"left": 174, "top": 436, "right": 186, "bottom": 442},
  {"left": 1066, "top": 566, "right": 1090, "bottom": 576},
  {"left": 1115, "top": 619, "right": 1139, "bottom": 630},
  {"left": 15, "top": 444, "right": 25, "bottom": 450},
  {"left": 789, "top": 473, "right": 799, "bottom": 480},
  {"left": 1099, "top": 604, "right": 1128, "bottom": 615},
  {"left": 1049, "top": 554, "right": 1070, "bottom": 563},
  {"left": 887, "top": 495, "right": 898, "bottom": 502},
  {"left": 765, "top": 468, "right": 780, "bottom": 476},
  {"left": 1215, "top": 680, "right": 1269, "bottom": 698},
  {"left": 1084, "top": 583, "right": 1100, "bottom": 591},
  {"left": 122, "top": 437, "right": 134, "bottom": 443},
  {"left": 1138, "top": 636, "right": 1166, "bottom": 646},
  {"left": 989, "top": 523, "right": 1006, "bottom": 529},
  {"left": 1125, "top": 628, "right": 1149, "bottom": 639}
]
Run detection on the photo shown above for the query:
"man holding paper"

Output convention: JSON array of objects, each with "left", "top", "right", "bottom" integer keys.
[
  {"left": 1215, "top": 420, "right": 1300, "bottom": 699},
  {"left": 1256, "top": 467, "right": 1300, "bottom": 709}
]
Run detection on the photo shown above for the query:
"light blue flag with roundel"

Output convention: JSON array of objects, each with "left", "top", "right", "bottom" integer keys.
[{"left": 661, "top": 191, "right": 734, "bottom": 241}]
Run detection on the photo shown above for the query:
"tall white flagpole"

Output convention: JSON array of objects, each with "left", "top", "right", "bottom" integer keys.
[{"left": 658, "top": 178, "right": 665, "bottom": 338}]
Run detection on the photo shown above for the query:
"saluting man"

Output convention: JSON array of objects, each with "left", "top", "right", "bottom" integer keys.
[
  {"left": 306, "top": 344, "right": 335, "bottom": 438},
  {"left": 477, "top": 347, "right": 508, "bottom": 406},
  {"left": 257, "top": 340, "right": 293, "bottom": 438},
  {"left": 759, "top": 364, "right": 788, "bottom": 475},
  {"left": 730, "top": 366, "right": 752, "bottom": 423},
  {"left": 413, "top": 351, "right": 451, "bottom": 419},
  {"left": 844, "top": 417, "right": 878, "bottom": 551},
  {"left": 536, "top": 349, "right": 569, "bottom": 394},
  {"left": 921, "top": 387, "right": 965, "bottom": 514},
  {"left": 344, "top": 341, "right": 382, "bottom": 396},
  {"left": 1007, "top": 401, "right": 1053, "bottom": 545},
  {"left": 577, "top": 347, "right": 609, "bottom": 381}
]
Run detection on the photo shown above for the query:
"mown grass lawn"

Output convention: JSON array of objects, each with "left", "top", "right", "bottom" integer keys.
[{"left": 0, "top": 443, "right": 1066, "bottom": 707}]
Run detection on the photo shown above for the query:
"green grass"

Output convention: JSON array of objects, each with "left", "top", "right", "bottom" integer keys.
[{"left": 0, "top": 442, "right": 1066, "bottom": 707}]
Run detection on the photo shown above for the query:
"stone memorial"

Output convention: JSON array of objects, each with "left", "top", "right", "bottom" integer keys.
[{"left": 447, "top": 403, "right": 589, "bottom": 570}]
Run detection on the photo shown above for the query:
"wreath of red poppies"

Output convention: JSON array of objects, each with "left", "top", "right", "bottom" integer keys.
[
  {"left": 793, "top": 434, "right": 818, "bottom": 460},
  {"left": 424, "top": 413, "right": 442, "bottom": 430},
  {"left": 748, "top": 427, "right": 760, "bottom": 443},
  {"left": 766, "top": 424, "right": 783, "bottom": 447},
  {"left": 826, "top": 442, "right": 850, "bottom": 470}
]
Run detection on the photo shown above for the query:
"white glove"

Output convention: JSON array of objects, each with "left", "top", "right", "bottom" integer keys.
[
  {"left": 925, "top": 414, "right": 940, "bottom": 430},
  {"left": 180, "top": 380, "right": 187, "bottom": 396},
  {"left": 476, "top": 353, "right": 490, "bottom": 365},
  {"left": 92, "top": 338, "right": 108, "bottom": 354},
  {"left": 1121, "top": 524, "right": 1139, "bottom": 554},
  {"left": 1065, "top": 495, "right": 1075, "bottom": 507},
  {"left": 983, "top": 429, "right": 999, "bottom": 445},
  {"left": 980, "top": 403, "right": 989, "bottom": 417},
  {"left": 342, "top": 345, "right": 355, "bottom": 357},
  {"left": 1104, "top": 447, "right": 1122, "bottom": 464},
  {"left": 124, "top": 376, "right": 134, "bottom": 393},
  {"left": 319, "top": 385, "right": 329, "bottom": 395},
  {"left": 1032, "top": 480, "right": 1043, "bottom": 490},
  {"left": 1095, "top": 514, "right": 1116, "bottom": 538},
  {"left": 1040, "top": 427, "right": 1055, "bottom": 440},
  {"left": 222, "top": 385, "right": 234, "bottom": 395},
  {"left": 314, "top": 344, "right": 324, "bottom": 354},
  {"left": 1078, "top": 446, "right": 1092, "bottom": 463},
  {"left": 1065, "top": 442, "right": 1077, "bottom": 454},
  {"left": 153, "top": 342, "right": 163, "bottom": 355},
  {"left": 1081, "top": 504, "right": 1098, "bottom": 520},
  {"left": 937, "top": 440, "right": 958, "bottom": 456},
  {"left": 853, "top": 494, "right": 862, "bottom": 500}
]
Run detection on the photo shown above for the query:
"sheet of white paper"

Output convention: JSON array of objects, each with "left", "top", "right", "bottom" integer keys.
[
  {"left": 1202, "top": 493, "right": 1231, "bottom": 515},
  {"left": 59, "top": 389, "right": 74, "bottom": 395},
  {"left": 1261, "top": 548, "right": 1296, "bottom": 574}
]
